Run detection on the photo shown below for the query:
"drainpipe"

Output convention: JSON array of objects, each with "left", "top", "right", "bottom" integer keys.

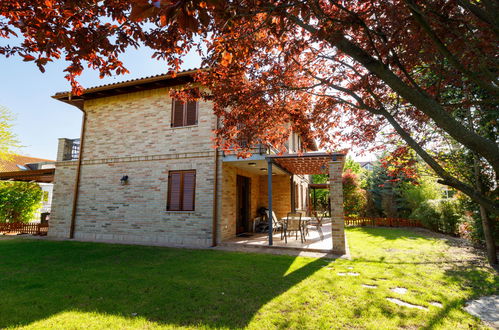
[
  {"left": 267, "top": 158, "right": 273, "bottom": 246},
  {"left": 211, "top": 117, "right": 220, "bottom": 247},
  {"left": 69, "top": 108, "right": 87, "bottom": 239}
]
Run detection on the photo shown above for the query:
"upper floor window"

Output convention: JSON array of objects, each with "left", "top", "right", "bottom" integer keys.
[
  {"left": 171, "top": 99, "right": 198, "bottom": 127},
  {"left": 167, "top": 170, "right": 196, "bottom": 211}
]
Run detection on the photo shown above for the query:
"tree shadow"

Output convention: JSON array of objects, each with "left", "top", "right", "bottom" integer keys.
[
  {"left": 0, "top": 239, "right": 330, "bottom": 328},
  {"left": 422, "top": 265, "right": 498, "bottom": 329}
]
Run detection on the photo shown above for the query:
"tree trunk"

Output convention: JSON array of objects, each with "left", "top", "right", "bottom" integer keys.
[
  {"left": 473, "top": 155, "right": 498, "bottom": 265},
  {"left": 478, "top": 205, "right": 497, "bottom": 265}
]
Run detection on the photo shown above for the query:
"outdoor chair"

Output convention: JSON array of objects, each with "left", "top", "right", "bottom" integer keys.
[
  {"left": 265, "top": 210, "right": 283, "bottom": 235},
  {"left": 283, "top": 212, "right": 306, "bottom": 243},
  {"left": 308, "top": 211, "right": 325, "bottom": 240}
]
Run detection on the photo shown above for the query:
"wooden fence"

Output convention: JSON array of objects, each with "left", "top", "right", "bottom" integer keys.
[
  {"left": 345, "top": 217, "right": 423, "bottom": 228},
  {"left": 0, "top": 222, "right": 49, "bottom": 236}
]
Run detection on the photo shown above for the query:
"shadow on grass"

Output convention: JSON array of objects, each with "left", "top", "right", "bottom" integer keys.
[
  {"left": 0, "top": 239, "right": 329, "bottom": 328},
  {"left": 422, "top": 266, "right": 499, "bottom": 329},
  {"left": 346, "top": 227, "right": 498, "bottom": 328}
]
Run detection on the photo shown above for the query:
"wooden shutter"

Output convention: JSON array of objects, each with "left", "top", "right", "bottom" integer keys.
[
  {"left": 172, "top": 99, "right": 185, "bottom": 127},
  {"left": 167, "top": 172, "right": 182, "bottom": 210},
  {"left": 167, "top": 170, "right": 196, "bottom": 211},
  {"left": 182, "top": 171, "right": 196, "bottom": 211},
  {"left": 185, "top": 101, "right": 198, "bottom": 126}
]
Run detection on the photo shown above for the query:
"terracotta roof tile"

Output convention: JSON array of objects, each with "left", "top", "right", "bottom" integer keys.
[{"left": 0, "top": 154, "right": 54, "bottom": 172}]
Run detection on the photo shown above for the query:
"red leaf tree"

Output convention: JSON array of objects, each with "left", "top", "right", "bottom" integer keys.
[{"left": 1, "top": 0, "right": 497, "bottom": 263}]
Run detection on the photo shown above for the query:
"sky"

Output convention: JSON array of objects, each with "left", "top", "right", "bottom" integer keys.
[{"left": 0, "top": 48, "right": 201, "bottom": 160}]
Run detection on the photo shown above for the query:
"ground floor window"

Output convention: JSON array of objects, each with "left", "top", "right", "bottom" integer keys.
[{"left": 167, "top": 170, "right": 196, "bottom": 211}]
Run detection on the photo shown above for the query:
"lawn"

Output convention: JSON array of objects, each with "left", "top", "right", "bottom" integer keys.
[{"left": 0, "top": 228, "right": 497, "bottom": 329}]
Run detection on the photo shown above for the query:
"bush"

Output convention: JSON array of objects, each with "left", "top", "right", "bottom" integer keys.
[
  {"left": 343, "top": 170, "right": 367, "bottom": 217},
  {"left": 0, "top": 181, "right": 43, "bottom": 223},
  {"left": 409, "top": 198, "right": 462, "bottom": 235}
]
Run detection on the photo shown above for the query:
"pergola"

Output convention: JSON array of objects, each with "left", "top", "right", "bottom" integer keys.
[
  {"left": 265, "top": 152, "right": 347, "bottom": 254},
  {"left": 0, "top": 168, "right": 55, "bottom": 183}
]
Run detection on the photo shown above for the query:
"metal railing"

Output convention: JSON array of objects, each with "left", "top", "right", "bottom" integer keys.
[{"left": 63, "top": 139, "right": 80, "bottom": 161}]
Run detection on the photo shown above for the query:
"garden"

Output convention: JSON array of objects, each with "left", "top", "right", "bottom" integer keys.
[{"left": 0, "top": 227, "right": 496, "bottom": 329}]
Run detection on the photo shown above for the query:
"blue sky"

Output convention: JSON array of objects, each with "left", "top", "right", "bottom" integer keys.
[{"left": 0, "top": 48, "right": 201, "bottom": 160}]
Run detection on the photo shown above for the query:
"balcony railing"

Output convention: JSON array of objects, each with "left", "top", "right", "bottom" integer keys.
[{"left": 62, "top": 139, "right": 80, "bottom": 161}]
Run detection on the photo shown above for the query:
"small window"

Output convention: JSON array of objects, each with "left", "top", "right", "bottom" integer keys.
[
  {"left": 171, "top": 99, "right": 198, "bottom": 127},
  {"left": 167, "top": 170, "right": 196, "bottom": 211}
]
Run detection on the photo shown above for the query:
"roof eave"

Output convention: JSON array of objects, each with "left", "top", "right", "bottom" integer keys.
[{"left": 52, "top": 68, "right": 205, "bottom": 108}]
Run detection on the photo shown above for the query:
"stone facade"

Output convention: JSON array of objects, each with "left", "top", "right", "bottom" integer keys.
[{"left": 49, "top": 87, "right": 218, "bottom": 246}]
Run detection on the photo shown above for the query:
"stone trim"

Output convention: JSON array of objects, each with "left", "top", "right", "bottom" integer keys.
[{"left": 55, "top": 151, "right": 215, "bottom": 167}]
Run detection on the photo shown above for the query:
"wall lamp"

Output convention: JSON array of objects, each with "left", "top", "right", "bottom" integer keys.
[{"left": 120, "top": 175, "right": 129, "bottom": 185}]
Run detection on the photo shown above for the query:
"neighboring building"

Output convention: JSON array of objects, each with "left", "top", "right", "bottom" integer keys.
[
  {"left": 49, "top": 69, "right": 347, "bottom": 253},
  {"left": 359, "top": 161, "right": 375, "bottom": 171},
  {"left": 0, "top": 154, "right": 55, "bottom": 221}
]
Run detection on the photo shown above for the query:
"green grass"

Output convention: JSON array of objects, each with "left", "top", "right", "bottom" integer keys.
[{"left": 0, "top": 227, "right": 497, "bottom": 329}]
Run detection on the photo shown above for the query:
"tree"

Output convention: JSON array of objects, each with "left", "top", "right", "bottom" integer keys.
[
  {"left": 343, "top": 156, "right": 362, "bottom": 175},
  {"left": 364, "top": 162, "right": 411, "bottom": 218},
  {"left": 1, "top": 1, "right": 497, "bottom": 262},
  {"left": 0, "top": 106, "right": 20, "bottom": 160},
  {"left": 0, "top": 181, "right": 42, "bottom": 223}
]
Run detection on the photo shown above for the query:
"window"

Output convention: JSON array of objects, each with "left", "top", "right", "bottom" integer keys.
[
  {"left": 167, "top": 170, "right": 196, "bottom": 211},
  {"left": 171, "top": 99, "right": 198, "bottom": 127}
]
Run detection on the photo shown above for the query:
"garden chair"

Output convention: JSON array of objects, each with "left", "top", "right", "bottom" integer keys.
[
  {"left": 265, "top": 210, "right": 283, "bottom": 236},
  {"left": 308, "top": 211, "right": 324, "bottom": 240},
  {"left": 283, "top": 212, "right": 306, "bottom": 243}
]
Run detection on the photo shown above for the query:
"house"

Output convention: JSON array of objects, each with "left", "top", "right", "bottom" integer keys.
[
  {"left": 0, "top": 154, "right": 55, "bottom": 220},
  {"left": 359, "top": 161, "right": 375, "bottom": 171},
  {"left": 48, "top": 69, "right": 347, "bottom": 254}
]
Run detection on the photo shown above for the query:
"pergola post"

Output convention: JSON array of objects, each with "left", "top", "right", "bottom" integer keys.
[
  {"left": 329, "top": 160, "right": 346, "bottom": 254},
  {"left": 267, "top": 158, "right": 273, "bottom": 246}
]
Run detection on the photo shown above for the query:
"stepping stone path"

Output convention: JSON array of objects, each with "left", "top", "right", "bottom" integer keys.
[
  {"left": 337, "top": 272, "right": 360, "bottom": 276},
  {"left": 387, "top": 298, "right": 428, "bottom": 310},
  {"left": 390, "top": 287, "right": 408, "bottom": 294},
  {"left": 464, "top": 295, "right": 499, "bottom": 328},
  {"left": 430, "top": 302, "right": 443, "bottom": 308},
  {"left": 362, "top": 284, "right": 377, "bottom": 288}
]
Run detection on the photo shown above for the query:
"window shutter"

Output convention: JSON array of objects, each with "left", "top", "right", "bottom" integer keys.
[
  {"left": 167, "top": 172, "right": 182, "bottom": 210},
  {"left": 172, "top": 99, "right": 185, "bottom": 127},
  {"left": 185, "top": 101, "right": 198, "bottom": 126},
  {"left": 182, "top": 171, "right": 196, "bottom": 211}
]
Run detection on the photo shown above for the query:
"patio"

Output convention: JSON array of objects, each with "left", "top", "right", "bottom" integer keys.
[{"left": 223, "top": 221, "right": 333, "bottom": 253}]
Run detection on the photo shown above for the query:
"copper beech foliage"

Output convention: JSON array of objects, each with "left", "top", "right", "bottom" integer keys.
[{"left": 1, "top": 0, "right": 498, "bottom": 212}]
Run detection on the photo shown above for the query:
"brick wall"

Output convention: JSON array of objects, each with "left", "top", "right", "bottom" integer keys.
[
  {"left": 329, "top": 160, "right": 346, "bottom": 254},
  {"left": 220, "top": 163, "right": 261, "bottom": 241},
  {"left": 257, "top": 175, "right": 291, "bottom": 221},
  {"left": 49, "top": 87, "right": 218, "bottom": 247}
]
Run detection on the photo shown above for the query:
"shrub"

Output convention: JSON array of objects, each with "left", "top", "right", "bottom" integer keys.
[
  {"left": 342, "top": 170, "right": 367, "bottom": 217},
  {"left": 0, "top": 181, "right": 43, "bottom": 223},
  {"left": 409, "top": 198, "right": 462, "bottom": 235}
]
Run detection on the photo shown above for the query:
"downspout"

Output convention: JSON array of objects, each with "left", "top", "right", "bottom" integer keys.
[
  {"left": 69, "top": 108, "right": 87, "bottom": 239},
  {"left": 211, "top": 117, "right": 220, "bottom": 247}
]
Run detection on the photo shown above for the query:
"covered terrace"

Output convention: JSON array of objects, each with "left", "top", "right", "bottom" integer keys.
[{"left": 221, "top": 152, "right": 347, "bottom": 255}]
